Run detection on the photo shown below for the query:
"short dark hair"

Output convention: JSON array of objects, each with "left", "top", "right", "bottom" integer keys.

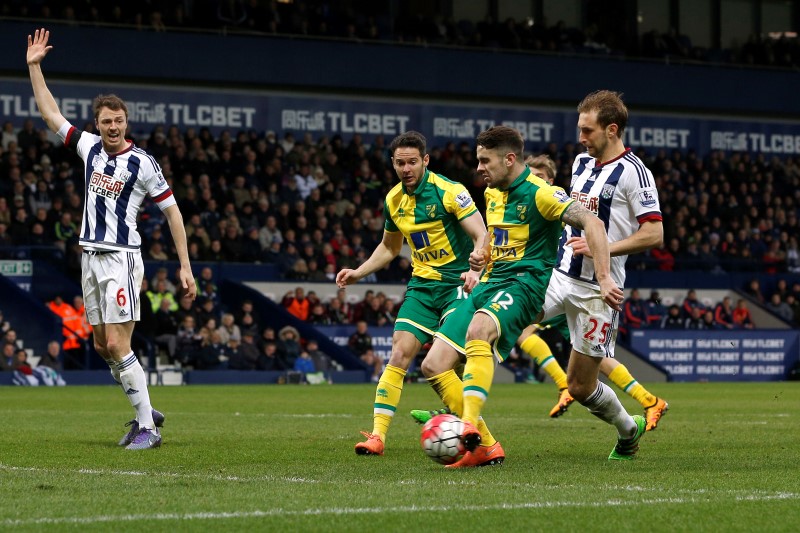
[
  {"left": 93, "top": 94, "right": 128, "bottom": 120},
  {"left": 389, "top": 131, "right": 426, "bottom": 157},
  {"left": 476, "top": 126, "right": 524, "bottom": 158},
  {"left": 577, "top": 90, "right": 628, "bottom": 134}
]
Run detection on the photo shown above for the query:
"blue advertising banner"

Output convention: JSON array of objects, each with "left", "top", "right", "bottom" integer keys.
[
  {"left": 314, "top": 325, "right": 394, "bottom": 364},
  {"left": 629, "top": 330, "right": 800, "bottom": 382},
  {"left": 4, "top": 79, "right": 800, "bottom": 155}
]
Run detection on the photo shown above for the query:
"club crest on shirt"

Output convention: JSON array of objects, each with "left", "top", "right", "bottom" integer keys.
[
  {"left": 601, "top": 184, "right": 615, "bottom": 200},
  {"left": 638, "top": 188, "right": 657, "bottom": 208},
  {"left": 91, "top": 155, "right": 103, "bottom": 170},
  {"left": 517, "top": 205, "right": 527, "bottom": 220},
  {"left": 426, "top": 204, "right": 437, "bottom": 219}
]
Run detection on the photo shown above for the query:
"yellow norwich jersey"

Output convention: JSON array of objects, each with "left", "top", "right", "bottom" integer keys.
[
  {"left": 483, "top": 167, "right": 573, "bottom": 282},
  {"left": 384, "top": 169, "right": 477, "bottom": 284}
]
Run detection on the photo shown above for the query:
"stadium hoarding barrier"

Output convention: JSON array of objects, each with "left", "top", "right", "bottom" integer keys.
[
  {"left": 4, "top": 79, "right": 800, "bottom": 156},
  {"left": 629, "top": 330, "right": 800, "bottom": 381}
]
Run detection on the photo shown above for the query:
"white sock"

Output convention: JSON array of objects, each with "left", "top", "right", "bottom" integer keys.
[
  {"left": 118, "top": 353, "right": 155, "bottom": 429},
  {"left": 581, "top": 381, "right": 637, "bottom": 438},
  {"left": 105, "top": 358, "right": 121, "bottom": 385}
]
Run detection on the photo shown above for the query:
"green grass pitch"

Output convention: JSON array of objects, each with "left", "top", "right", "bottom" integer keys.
[{"left": 1, "top": 382, "right": 798, "bottom": 532}]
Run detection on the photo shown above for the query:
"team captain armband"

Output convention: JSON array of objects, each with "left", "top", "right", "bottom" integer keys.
[
  {"left": 152, "top": 187, "right": 177, "bottom": 210},
  {"left": 57, "top": 121, "right": 81, "bottom": 151}
]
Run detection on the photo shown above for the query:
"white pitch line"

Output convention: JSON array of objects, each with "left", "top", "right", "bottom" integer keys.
[
  {"left": 3, "top": 494, "right": 799, "bottom": 527},
  {"left": 2, "top": 464, "right": 797, "bottom": 499},
  {"left": 0, "top": 464, "right": 319, "bottom": 484}
]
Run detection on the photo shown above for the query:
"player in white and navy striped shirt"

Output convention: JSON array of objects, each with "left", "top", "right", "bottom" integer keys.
[
  {"left": 539, "top": 90, "right": 664, "bottom": 460},
  {"left": 27, "top": 28, "right": 197, "bottom": 450}
]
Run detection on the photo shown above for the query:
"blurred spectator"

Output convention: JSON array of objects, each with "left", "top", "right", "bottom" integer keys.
[
  {"left": 766, "top": 293, "right": 794, "bottom": 323},
  {"left": 360, "top": 295, "right": 387, "bottom": 326},
  {"left": 326, "top": 297, "right": 349, "bottom": 324},
  {"left": 293, "top": 350, "right": 316, "bottom": 374},
  {"left": 195, "top": 297, "right": 220, "bottom": 328},
  {"left": 151, "top": 267, "right": 177, "bottom": 294},
  {"left": 216, "top": 313, "right": 241, "bottom": 345},
  {"left": 173, "top": 296, "right": 198, "bottom": 327},
  {"left": 660, "top": 305, "right": 684, "bottom": 329},
  {"left": 12, "top": 349, "right": 37, "bottom": 385},
  {"left": 234, "top": 299, "right": 261, "bottom": 329},
  {"left": 0, "top": 309, "right": 9, "bottom": 335},
  {"left": 305, "top": 339, "right": 332, "bottom": 377},
  {"left": 277, "top": 325, "right": 302, "bottom": 368},
  {"left": 37, "top": 340, "right": 63, "bottom": 371},
  {"left": 622, "top": 288, "right": 648, "bottom": 335},
  {"left": 308, "top": 302, "right": 332, "bottom": 325},
  {"left": 176, "top": 315, "right": 204, "bottom": 365},
  {"left": 229, "top": 330, "right": 260, "bottom": 370},
  {"left": 148, "top": 279, "right": 179, "bottom": 313},
  {"left": 381, "top": 299, "right": 397, "bottom": 325},
  {"left": 684, "top": 306, "right": 705, "bottom": 329},
  {"left": 3, "top": 329, "right": 21, "bottom": 350},
  {"left": 53, "top": 211, "right": 78, "bottom": 252},
  {"left": 283, "top": 286, "right": 310, "bottom": 321},
  {"left": 348, "top": 320, "right": 372, "bottom": 357},
  {"left": 645, "top": 290, "right": 666, "bottom": 327},
  {"left": 191, "top": 330, "right": 227, "bottom": 370},
  {"left": 0, "top": 342, "right": 14, "bottom": 371},
  {"left": 713, "top": 296, "right": 735, "bottom": 329},
  {"left": 786, "top": 294, "right": 800, "bottom": 325},
  {"left": 681, "top": 289, "right": 704, "bottom": 319},
  {"left": 360, "top": 348, "right": 383, "bottom": 382},
  {"left": 732, "top": 299, "right": 755, "bottom": 329},
  {"left": 154, "top": 298, "right": 179, "bottom": 363},
  {"left": 47, "top": 295, "right": 85, "bottom": 369},
  {"left": 258, "top": 341, "right": 283, "bottom": 371},
  {"left": 744, "top": 279, "right": 765, "bottom": 305}
]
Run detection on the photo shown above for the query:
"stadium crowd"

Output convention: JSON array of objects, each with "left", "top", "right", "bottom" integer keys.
[
  {"left": 2, "top": 1, "right": 799, "bottom": 69},
  {"left": 2, "top": 119, "right": 800, "bottom": 280},
  {"left": 2, "top": 116, "right": 800, "bottom": 356}
]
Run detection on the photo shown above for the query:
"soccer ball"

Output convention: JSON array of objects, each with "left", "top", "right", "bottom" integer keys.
[{"left": 420, "top": 413, "right": 466, "bottom": 465}]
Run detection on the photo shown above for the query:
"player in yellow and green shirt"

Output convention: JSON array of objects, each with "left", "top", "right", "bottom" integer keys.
[
  {"left": 336, "top": 131, "right": 487, "bottom": 456},
  {"left": 421, "top": 126, "right": 622, "bottom": 467}
]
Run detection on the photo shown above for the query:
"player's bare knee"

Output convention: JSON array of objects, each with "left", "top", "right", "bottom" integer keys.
[
  {"left": 419, "top": 357, "right": 438, "bottom": 378},
  {"left": 387, "top": 347, "right": 414, "bottom": 370},
  {"left": 567, "top": 379, "right": 592, "bottom": 403}
]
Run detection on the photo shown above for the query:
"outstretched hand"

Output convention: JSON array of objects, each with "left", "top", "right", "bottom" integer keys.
[
  {"left": 460, "top": 268, "right": 480, "bottom": 294},
  {"left": 335, "top": 268, "right": 359, "bottom": 288},
  {"left": 178, "top": 268, "right": 197, "bottom": 301},
  {"left": 27, "top": 28, "right": 52, "bottom": 66}
]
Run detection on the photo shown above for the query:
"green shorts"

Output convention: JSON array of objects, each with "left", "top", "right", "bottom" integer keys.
[
  {"left": 436, "top": 273, "right": 549, "bottom": 362},
  {"left": 395, "top": 278, "right": 470, "bottom": 344},
  {"left": 539, "top": 314, "right": 569, "bottom": 340}
]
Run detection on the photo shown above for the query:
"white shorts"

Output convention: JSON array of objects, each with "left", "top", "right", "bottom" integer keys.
[
  {"left": 540, "top": 270, "right": 620, "bottom": 358},
  {"left": 81, "top": 250, "right": 144, "bottom": 326}
]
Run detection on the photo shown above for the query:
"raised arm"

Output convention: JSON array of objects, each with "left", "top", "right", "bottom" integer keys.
[
  {"left": 561, "top": 202, "right": 623, "bottom": 311},
  {"left": 27, "top": 28, "right": 67, "bottom": 133},
  {"left": 336, "top": 230, "right": 404, "bottom": 287}
]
